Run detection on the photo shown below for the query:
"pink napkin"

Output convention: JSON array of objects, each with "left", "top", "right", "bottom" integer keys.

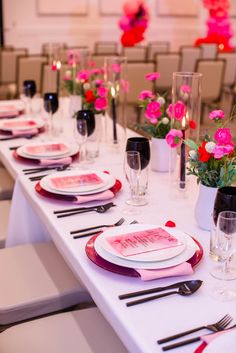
[
  {"left": 194, "top": 328, "right": 236, "bottom": 353},
  {"left": 39, "top": 156, "right": 72, "bottom": 166},
  {"left": 73, "top": 189, "right": 114, "bottom": 204},
  {"left": 136, "top": 262, "right": 194, "bottom": 281},
  {"left": 0, "top": 111, "right": 19, "bottom": 118},
  {"left": 12, "top": 128, "right": 39, "bottom": 136}
]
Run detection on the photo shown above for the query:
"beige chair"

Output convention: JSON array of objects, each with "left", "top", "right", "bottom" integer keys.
[
  {"left": 16, "top": 55, "right": 48, "bottom": 95},
  {"left": 200, "top": 43, "right": 218, "bottom": 59},
  {"left": 123, "top": 46, "right": 147, "bottom": 62},
  {"left": 0, "top": 200, "right": 11, "bottom": 248},
  {"left": 195, "top": 59, "right": 225, "bottom": 122},
  {"left": 147, "top": 41, "right": 169, "bottom": 61},
  {"left": 0, "top": 167, "right": 14, "bottom": 200},
  {"left": 180, "top": 46, "right": 202, "bottom": 72},
  {"left": 90, "top": 55, "right": 111, "bottom": 70},
  {"left": 0, "top": 242, "right": 93, "bottom": 328},
  {"left": 0, "top": 308, "right": 129, "bottom": 353},
  {"left": 155, "top": 53, "right": 180, "bottom": 93},
  {"left": 218, "top": 52, "right": 236, "bottom": 88},
  {"left": 94, "top": 41, "right": 118, "bottom": 55}
]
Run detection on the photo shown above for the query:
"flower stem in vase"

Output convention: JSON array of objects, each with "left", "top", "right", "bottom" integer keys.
[
  {"left": 180, "top": 129, "right": 186, "bottom": 189},
  {"left": 111, "top": 87, "right": 118, "bottom": 144}
]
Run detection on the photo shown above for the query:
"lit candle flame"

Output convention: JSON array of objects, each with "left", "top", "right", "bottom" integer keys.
[
  {"left": 182, "top": 116, "right": 186, "bottom": 129},
  {"left": 56, "top": 61, "right": 61, "bottom": 70},
  {"left": 111, "top": 86, "right": 116, "bottom": 98}
]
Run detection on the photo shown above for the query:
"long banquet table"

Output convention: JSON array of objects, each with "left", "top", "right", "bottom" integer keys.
[{"left": 1, "top": 108, "right": 236, "bottom": 353}]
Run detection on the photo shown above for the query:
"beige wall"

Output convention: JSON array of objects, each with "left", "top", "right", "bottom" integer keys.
[{"left": 3, "top": 0, "right": 236, "bottom": 53}]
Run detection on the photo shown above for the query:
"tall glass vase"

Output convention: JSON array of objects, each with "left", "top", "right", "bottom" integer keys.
[
  {"left": 169, "top": 72, "right": 202, "bottom": 192},
  {"left": 104, "top": 56, "right": 127, "bottom": 149}
]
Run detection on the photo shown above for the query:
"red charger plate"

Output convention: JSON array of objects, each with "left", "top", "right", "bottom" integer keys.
[{"left": 85, "top": 235, "right": 203, "bottom": 278}]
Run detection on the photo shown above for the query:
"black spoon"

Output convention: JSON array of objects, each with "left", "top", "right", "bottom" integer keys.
[{"left": 126, "top": 280, "right": 203, "bottom": 307}]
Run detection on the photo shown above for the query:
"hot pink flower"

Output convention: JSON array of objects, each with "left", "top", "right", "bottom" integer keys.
[
  {"left": 212, "top": 144, "right": 234, "bottom": 159},
  {"left": 209, "top": 110, "right": 225, "bottom": 120},
  {"left": 97, "top": 86, "right": 108, "bottom": 97},
  {"left": 77, "top": 70, "right": 90, "bottom": 81},
  {"left": 145, "top": 72, "right": 160, "bottom": 81},
  {"left": 91, "top": 68, "right": 101, "bottom": 75},
  {"left": 95, "top": 79, "right": 103, "bottom": 87},
  {"left": 180, "top": 85, "right": 191, "bottom": 93},
  {"left": 94, "top": 97, "right": 107, "bottom": 111},
  {"left": 145, "top": 101, "right": 161, "bottom": 119},
  {"left": 166, "top": 129, "right": 183, "bottom": 148},
  {"left": 139, "top": 90, "right": 154, "bottom": 100},
  {"left": 111, "top": 63, "right": 121, "bottom": 73},
  {"left": 214, "top": 128, "right": 232, "bottom": 145},
  {"left": 167, "top": 101, "right": 186, "bottom": 120}
]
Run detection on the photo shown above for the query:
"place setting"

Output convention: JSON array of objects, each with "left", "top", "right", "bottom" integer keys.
[
  {"left": 34, "top": 168, "right": 122, "bottom": 205},
  {"left": 85, "top": 222, "right": 204, "bottom": 282},
  {"left": 0, "top": 100, "right": 25, "bottom": 119},
  {"left": 0, "top": 116, "right": 45, "bottom": 140}
]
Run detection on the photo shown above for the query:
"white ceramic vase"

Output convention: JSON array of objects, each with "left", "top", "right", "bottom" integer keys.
[
  {"left": 194, "top": 183, "right": 218, "bottom": 230},
  {"left": 150, "top": 138, "right": 177, "bottom": 172},
  {"left": 68, "top": 95, "right": 82, "bottom": 118}
]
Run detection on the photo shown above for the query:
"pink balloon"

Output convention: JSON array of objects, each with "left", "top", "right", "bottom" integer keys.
[{"left": 123, "top": 0, "right": 139, "bottom": 16}]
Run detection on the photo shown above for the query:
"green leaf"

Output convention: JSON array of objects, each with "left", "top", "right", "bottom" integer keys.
[{"left": 184, "top": 139, "right": 198, "bottom": 150}]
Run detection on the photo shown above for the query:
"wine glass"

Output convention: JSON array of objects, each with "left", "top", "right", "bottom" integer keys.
[
  {"left": 213, "top": 187, "right": 236, "bottom": 225},
  {"left": 23, "top": 80, "right": 36, "bottom": 116},
  {"left": 75, "top": 110, "right": 96, "bottom": 161},
  {"left": 123, "top": 151, "right": 145, "bottom": 215},
  {"left": 43, "top": 93, "right": 59, "bottom": 138},
  {"left": 126, "top": 137, "right": 150, "bottom": 203},
  {"left": 210, "top": 211, "right": 236, "bottom": 301},
  {"left": 73, "top": 117, "right": 88, "bottom": 165}
]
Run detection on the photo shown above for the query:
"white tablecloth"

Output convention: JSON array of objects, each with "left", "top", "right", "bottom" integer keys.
[{"left": 0, "top": 106, "right": 236, "bottom": 353}]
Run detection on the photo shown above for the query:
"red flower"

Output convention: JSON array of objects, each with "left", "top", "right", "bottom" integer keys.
[
  {"left": 165, "top": 220, "right": 176, "bottom": 228},
  {"left": 198, "top": 141, "right": 212, "bottom": 162},
  {"left": 85, "top": 90, "right": 95, "bottom": 103},
  {"left": 189, "top": 120, "right": 197, "bottom": 129}
]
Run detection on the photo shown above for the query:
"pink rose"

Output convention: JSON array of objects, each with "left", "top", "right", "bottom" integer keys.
[
  {"left": 209, "top": 110, "right": 225, "bottom": 120},
  {"left": 145, "top": 72, "right": 160, "bottom": 81},
  {"left": 94, "top": 97, "right": 107, "bottom": 111},
  {"left": 166, "top": 129, "right": 183, "bottom": 148},
  {"left": 145, "top": 101, "right": 161, "bottom": 119},
  {"left": 212, "top": 144, "right": 234, "bottom": 159},
  {"left": 97, "top": 86, "right": 108, "bottom": 97},
  {"left": 167, "top": 101, "right": 186, "bottom": 120},
  {"left": 214, "top": 128, "right": 232, "bottom": 145},
  {"left": 139, "top": 90, "right": 154, "bottom": 100},
  {"left": 77, "top": 70, "right": 90, "bottom": 81}
]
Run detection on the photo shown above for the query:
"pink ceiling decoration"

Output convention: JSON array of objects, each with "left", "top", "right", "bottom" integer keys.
[{"left": 195, "top": 0, "right": 234, "bottom": 52}]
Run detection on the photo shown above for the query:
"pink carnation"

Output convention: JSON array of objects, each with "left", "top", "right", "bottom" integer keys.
[
  {"left": 145, "top": 101, "right": 162, "bottom": 120},
  {"left": 209, "top": 110, "right": 225, "bottom": 120},
  {"left": 145, "top": 72, "right": 160, "bottom": 81},
  {"left": 212, "top": 144, "right": 234, "bottom": 159},
  {"left": 94, "top": 97, "right": 107, "bottom": 111},
  {"left": 166, "top": 129, "right": 183, "bottom": 148},
  {"left": 167, "top": 101, "right": 186, "bottom": 120},
  {"left": 77, "top": 70, "right": 90, "bottom": 81},
  {"left": 111, "top": 63, "right": 121, "bottom": 73},
  {"left": 180, "top": 85, "right": 191, "bottom": 93},
  {"left": 91, "top": 68, "right": 101, "bottom": 75},
  {"left": 95, "top": 79, "right": 103, "bottom": 87},
  {"left": 139, "top": 90, "right": 154, "bottom": 100},
  {"left": 214, "top": 128, "right": 232, "bottom": 145},
  {"left": 97, "top": 86, "right": 108, "bottom": 97}
]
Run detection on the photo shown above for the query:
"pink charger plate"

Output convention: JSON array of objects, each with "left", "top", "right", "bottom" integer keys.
[{"left": 85, "top": 235, "right": 203, "bottom": 278}]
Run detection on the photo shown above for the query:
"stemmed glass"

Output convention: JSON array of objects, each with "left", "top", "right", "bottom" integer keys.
[
  {"left": 75, "top": 110, "right": 96, "bottom": 161},
  {"left": 126, "top": 137, "right": 150, "bottom": 204},
  {"left": 123, "top": 151, "right": 144, "bottom": 215},
  {"left": 43, "top": 93, "right": 59, "bottom": 138},
  {"left": 73, "top": 117, "right": 88, "bottom": 165},
  {"left": 210, "top": 211, "right": 236, "bottom": 301},
  {"left": 23, "top": 80, "right": 36, "bottom": 116}
]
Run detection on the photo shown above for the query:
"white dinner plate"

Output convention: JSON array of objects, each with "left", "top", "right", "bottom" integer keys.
[
  {"left": 97, "top": 224, "right": 186, "bottom": 262},
  {"left": 204, "top": 330, "right": 236, "bottom": 353},
  {"left": 17, "top": 143, "right": 79, "bottom": 160},
  {"left": 94, "top": 225, "right": 197, "bottom": 270},
  {"left": 0, "top": 100, "right": 24, "bottom": 113},
  {"left": 40, "top": 170, "right": 116, "bottom": 195},
  {"left": 0, "top": 117, "right": 45, "bottom": 131},
  {"left": 18, "top": 141, "right": 71, "bottom": 158}
]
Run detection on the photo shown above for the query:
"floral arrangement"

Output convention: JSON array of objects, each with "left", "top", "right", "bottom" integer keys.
[
  {"left": 195, "top": 0, "right": 233, "bottom": 52},
  {"left": 184, "top": 109, "right": 236, "bottom": 188},
  {"left": 63, "top": 63, "right": 108, "bottom": 115},
  {"left": 138, "top": 73, "right": 196, "bottom": 139},
  {"left": 119, "top": 0, "right": 149, "bottom": 47}
]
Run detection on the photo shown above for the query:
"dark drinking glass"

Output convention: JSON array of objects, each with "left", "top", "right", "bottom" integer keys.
[
  {"left": 126, "top": 137, "right": 150, "bottom": 170},
  {"left": 76, "top": 110, "right": 95, "bottom": 137},
  {"left": 213, "top": 186, "right": 236, "bottom": 225},
  {"left": 44, "top": 93, "right": 59, "bottom": 114},
  {"left": 23, "top": 80, "right": 36, "bottom": 98}
]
